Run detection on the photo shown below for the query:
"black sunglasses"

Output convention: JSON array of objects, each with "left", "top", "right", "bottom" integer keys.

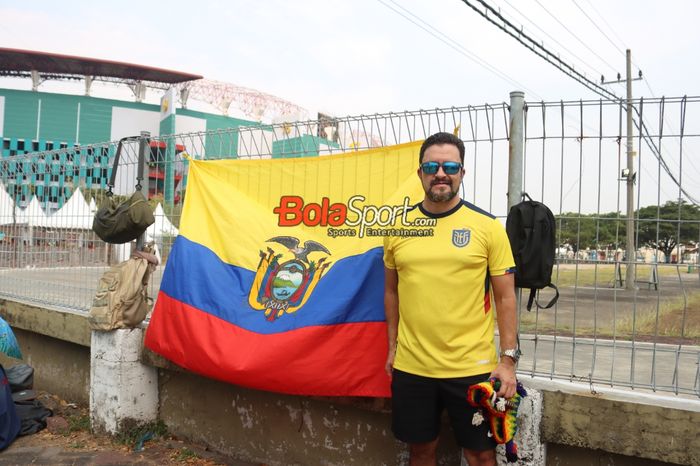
[{"left": 420, "top": 161, "right": 463, "bottom": 175}]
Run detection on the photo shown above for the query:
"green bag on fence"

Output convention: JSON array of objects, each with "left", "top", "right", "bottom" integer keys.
[
  {"left": 92, "top": 191, "right": 154, "bottom": 244},
  {"left": 91, "top": 136, "right": 155, "bottom": 244}
]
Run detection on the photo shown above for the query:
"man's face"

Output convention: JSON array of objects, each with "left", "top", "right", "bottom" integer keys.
[{"left": 418, "top": 143, "right": 464, "bottom": 203}]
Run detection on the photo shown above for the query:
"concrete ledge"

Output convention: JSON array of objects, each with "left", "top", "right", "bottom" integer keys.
[
  {"left": 0, "top": 298, "right": 90, "bottom": 347},
  {"left": 526, "top": 378, "right": 700, "bottom": 465}
]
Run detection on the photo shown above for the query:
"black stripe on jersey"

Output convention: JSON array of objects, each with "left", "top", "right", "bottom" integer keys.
[
  {"left": 461, "top": 200, "right": 496, "bottom": 219},
  {"left": 417, "top": 200, "right": 496, "bottom": 220},
  {"left": 417, "top": 200, "right": 463, "bottom": 219},
  {"left": 405, "top": 202, "right": 421, "bottom": 214}
]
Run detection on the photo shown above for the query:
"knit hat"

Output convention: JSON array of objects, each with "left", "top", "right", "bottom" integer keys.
[{"left": 467, "top": 378, "right": 527, "bottom": 462}]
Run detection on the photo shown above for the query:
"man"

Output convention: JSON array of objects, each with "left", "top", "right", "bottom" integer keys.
[{"left": 383, "top": 132, "right": 518, "bottom": 466}]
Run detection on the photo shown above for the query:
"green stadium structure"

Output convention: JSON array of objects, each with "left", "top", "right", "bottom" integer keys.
[{"left": 0, "top": 48, "right": 330, "bottom": 212}]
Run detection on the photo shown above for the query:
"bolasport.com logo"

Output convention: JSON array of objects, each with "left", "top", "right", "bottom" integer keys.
[{"left": 272, "top": 195, "right": 436, "bottom": 238}]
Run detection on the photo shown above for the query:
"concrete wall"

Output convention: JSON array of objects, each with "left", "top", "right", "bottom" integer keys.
[
  {"left": 546, "top": 444, "right": 679, "bottom": 466},
  {"left": 0, "top": 299, "right": 90, "bottom": 404},
  {"left": 155, "top": 368, "right": 464, "bottom": 465},
  {"left": 541, "top": 389, "right": 700, "bottom": 465},
  {"left": 2, "top": 299, "right": 698, "bottom": 465}
]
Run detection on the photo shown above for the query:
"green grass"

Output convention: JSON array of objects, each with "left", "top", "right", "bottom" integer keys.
[
  {"left": 173, "top": 447, "right": 200, "bottom": 461},
  {"left": 66, "top": 413, "right": 91, "bottom": 433},
  {"left": 553, "top": 263, "right": 688, "bottom": 287},
  {"left": 615, "top": 291, "right": 700, "bottom": 340},
  {"left": 518, "top": 287, "right": 700, "bottom": 342},
  {"left": 116, "top": 419, "right": 169, "bottom": 447}
]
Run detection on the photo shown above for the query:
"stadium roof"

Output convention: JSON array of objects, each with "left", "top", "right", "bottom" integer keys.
[{"left": 0, "top": 47, "right": 202, "bottom": 83}]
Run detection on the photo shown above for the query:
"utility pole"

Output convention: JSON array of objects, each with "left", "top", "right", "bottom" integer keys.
[
  {"left": 624, "top": 49, "right": 636, "bottom": 290},
  {"left": 602, "top": 49, "right": 642, "bottom": 290}
]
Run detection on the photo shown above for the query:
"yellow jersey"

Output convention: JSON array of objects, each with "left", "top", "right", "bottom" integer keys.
[{"left": 383, "top": 200, "right": 515, "bottom": 378}]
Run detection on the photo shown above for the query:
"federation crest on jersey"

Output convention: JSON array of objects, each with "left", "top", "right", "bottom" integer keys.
[
  {"left": 452, "top": 229, "right": 471, "bottom": 248},
  {"left": 248, "top": 236, "right": 332, "bottom": 322}
]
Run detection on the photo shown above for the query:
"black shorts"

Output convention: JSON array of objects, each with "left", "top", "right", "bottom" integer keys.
[{"left": 390, "top": 369, "right": 496, "bottom": 451}]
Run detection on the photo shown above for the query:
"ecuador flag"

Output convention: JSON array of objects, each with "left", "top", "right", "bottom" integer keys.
[{"left": 144, "top": 141, "right": 424, "bottom": 396}]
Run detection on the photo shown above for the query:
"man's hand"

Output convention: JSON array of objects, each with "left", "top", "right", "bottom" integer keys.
[
  {"left": 385, "top": 347, "right": 395, "bottom": 377},
  {"left": 490, "top": 358, "right": 517, "bottom": 398}
]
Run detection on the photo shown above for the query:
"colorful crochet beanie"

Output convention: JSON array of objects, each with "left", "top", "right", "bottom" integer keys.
[{"left": 467, "top": 378, "right": 527, "bottom": 462}]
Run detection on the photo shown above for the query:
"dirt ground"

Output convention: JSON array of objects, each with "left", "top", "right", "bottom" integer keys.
[{"left": 2, "top": 392, "right": 262, "bottom": 466}]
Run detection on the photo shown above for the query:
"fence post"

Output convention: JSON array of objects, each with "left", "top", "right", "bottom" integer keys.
[
  {"left": 505, "top": 91, "right": 548, "bottom": 466},
  {"left": 159, "top": 87, "right": 177, "bottom": 210},
  {"left": 135, "top": 132, "right": 150, "bottom": 252},
  {"left": 508, "top": 91, "right": 525, "bottom": 209},
  {"left": 90, "top": 328, "right": 159, "bottom": 435}
]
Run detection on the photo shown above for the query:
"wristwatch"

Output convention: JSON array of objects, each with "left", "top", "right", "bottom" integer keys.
[{"left": 500, "top": 348, "right": 521, "bottom": 364}]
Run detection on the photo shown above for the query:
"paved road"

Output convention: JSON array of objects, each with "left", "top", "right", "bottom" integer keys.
[{"left": 517, "top": 334, "right": 699, "bottom": 397}]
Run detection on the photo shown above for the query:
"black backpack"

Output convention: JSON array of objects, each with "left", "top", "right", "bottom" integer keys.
[{"left": 506, "top": 193, "right": 559, "bottom": 311}]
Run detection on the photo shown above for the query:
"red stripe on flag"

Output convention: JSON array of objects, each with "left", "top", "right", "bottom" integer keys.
[
  {"left": 484, "top": 291, "right": 491, "bottom": 314},
  {"left": 145, "top": 292, "right": 391, "bottom": 397}
]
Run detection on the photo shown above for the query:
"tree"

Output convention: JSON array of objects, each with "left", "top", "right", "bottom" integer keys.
[
  {"left": 556, "top": 211, "right": 625, "bottom": 251},
  {"left": 555, "top": 201, "right": 700, "bottom": 261},
  {"left": 647, "top": 237, "right": 677, "bottom": 263},
  {"left": 637, "top": 200, "right": 700, "bottom": 256}
]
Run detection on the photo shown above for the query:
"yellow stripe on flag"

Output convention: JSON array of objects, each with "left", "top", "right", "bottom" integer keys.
[{"left": 180, "top": 141, "right": 424, "bottom": 269}]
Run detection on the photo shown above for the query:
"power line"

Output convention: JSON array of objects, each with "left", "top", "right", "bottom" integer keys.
[
  {"left": 642, "top": 78, "right": 700, "bottom": 184},
  {"left": 460, "top": 0, "right": 619, "bottom": 101},
  {"left": 459, "top": 0, "right": 699, "bottom": 205},
  {"left": 571, "top": 0, "right": 626, "bottom": 57},
  {"left": 375, "top": 0, "right": 542, "bottom": 99},
  {"left": 579, "top": 0, "right": 643, "bottom": 72},
  {"left": 571, "top": 0, "right": 698, "bottom": 185},
  {"left": 500, "top": 0, "right": 603, "bottom": 81},
  {"left": 532, "top": 0, "right": 620, "bottom": 76},
  {"left": 379, "top": 0, "right": 606, "bottom": 142},
  {"left": 580, "top": 0, "right": 628, "bottom": 52}
]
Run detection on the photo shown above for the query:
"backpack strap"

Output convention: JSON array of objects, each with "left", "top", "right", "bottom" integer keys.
[
  {"left": 107, "top": 136, "right": 142, "bottom": 197},
  {"left": 531, "top": 284, "right": 559, "bottom": 310},
  {"left": 526, "top": 289, "right": 536, "bottom": 311}
]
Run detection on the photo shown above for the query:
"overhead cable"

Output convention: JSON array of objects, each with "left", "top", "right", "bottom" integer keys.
[
  {"left": 460, "top": 0, "right": 699, "bottom": 204},
  {"left": 532, "top": 0, "right": 619, "bottom": 76},
  {"left": 502, "top": 0, "right": 603, "bottom": 81},
  {"left": 571, "top": 0, "right": 626, "bottom": 57},
  {"left": 460, "top": 0, "right": 619, "bottom": 101},
  {"left": 375, "top": 0, "right": 542, "bottom": 99}
]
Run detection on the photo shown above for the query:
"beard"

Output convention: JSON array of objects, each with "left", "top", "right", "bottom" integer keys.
[{"left": 426, "top": 182, "right": 459, "bottom": 202}]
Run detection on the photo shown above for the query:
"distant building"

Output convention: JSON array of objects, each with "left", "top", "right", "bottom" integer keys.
[{"left": 0, "top": 48, "right": 328, "bottom": 211}]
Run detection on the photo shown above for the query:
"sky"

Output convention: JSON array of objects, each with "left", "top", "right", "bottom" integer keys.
[
  {"left": 1, "top": 0, "right": 698, "bottom": 116},
  {"left": 1, "top": 0, "right": 699, "bottom": 214}
]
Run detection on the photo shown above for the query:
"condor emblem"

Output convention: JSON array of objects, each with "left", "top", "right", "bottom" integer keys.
[
  {"left": 248, "top": 236, "right": 332, "bottom": 321},
  {"left": 452, "top": 229, "right": 471, "bottom": 248}
]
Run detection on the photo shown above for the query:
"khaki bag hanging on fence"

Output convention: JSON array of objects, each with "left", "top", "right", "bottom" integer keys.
[{"left": 88, "top": 247, "right": 159, "bottom": 331}]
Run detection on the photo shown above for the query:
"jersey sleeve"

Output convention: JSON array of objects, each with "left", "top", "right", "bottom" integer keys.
[
  {"left": 383, "top": 235, "right": 396, "bottom": 269},
  {"left": 488, "top": 220, "right": 515, "bottom": 276}
]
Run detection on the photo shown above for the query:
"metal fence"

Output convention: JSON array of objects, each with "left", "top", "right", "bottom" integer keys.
[{"left": 1, "top": 94, "right": 698, "bottom": 397}]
